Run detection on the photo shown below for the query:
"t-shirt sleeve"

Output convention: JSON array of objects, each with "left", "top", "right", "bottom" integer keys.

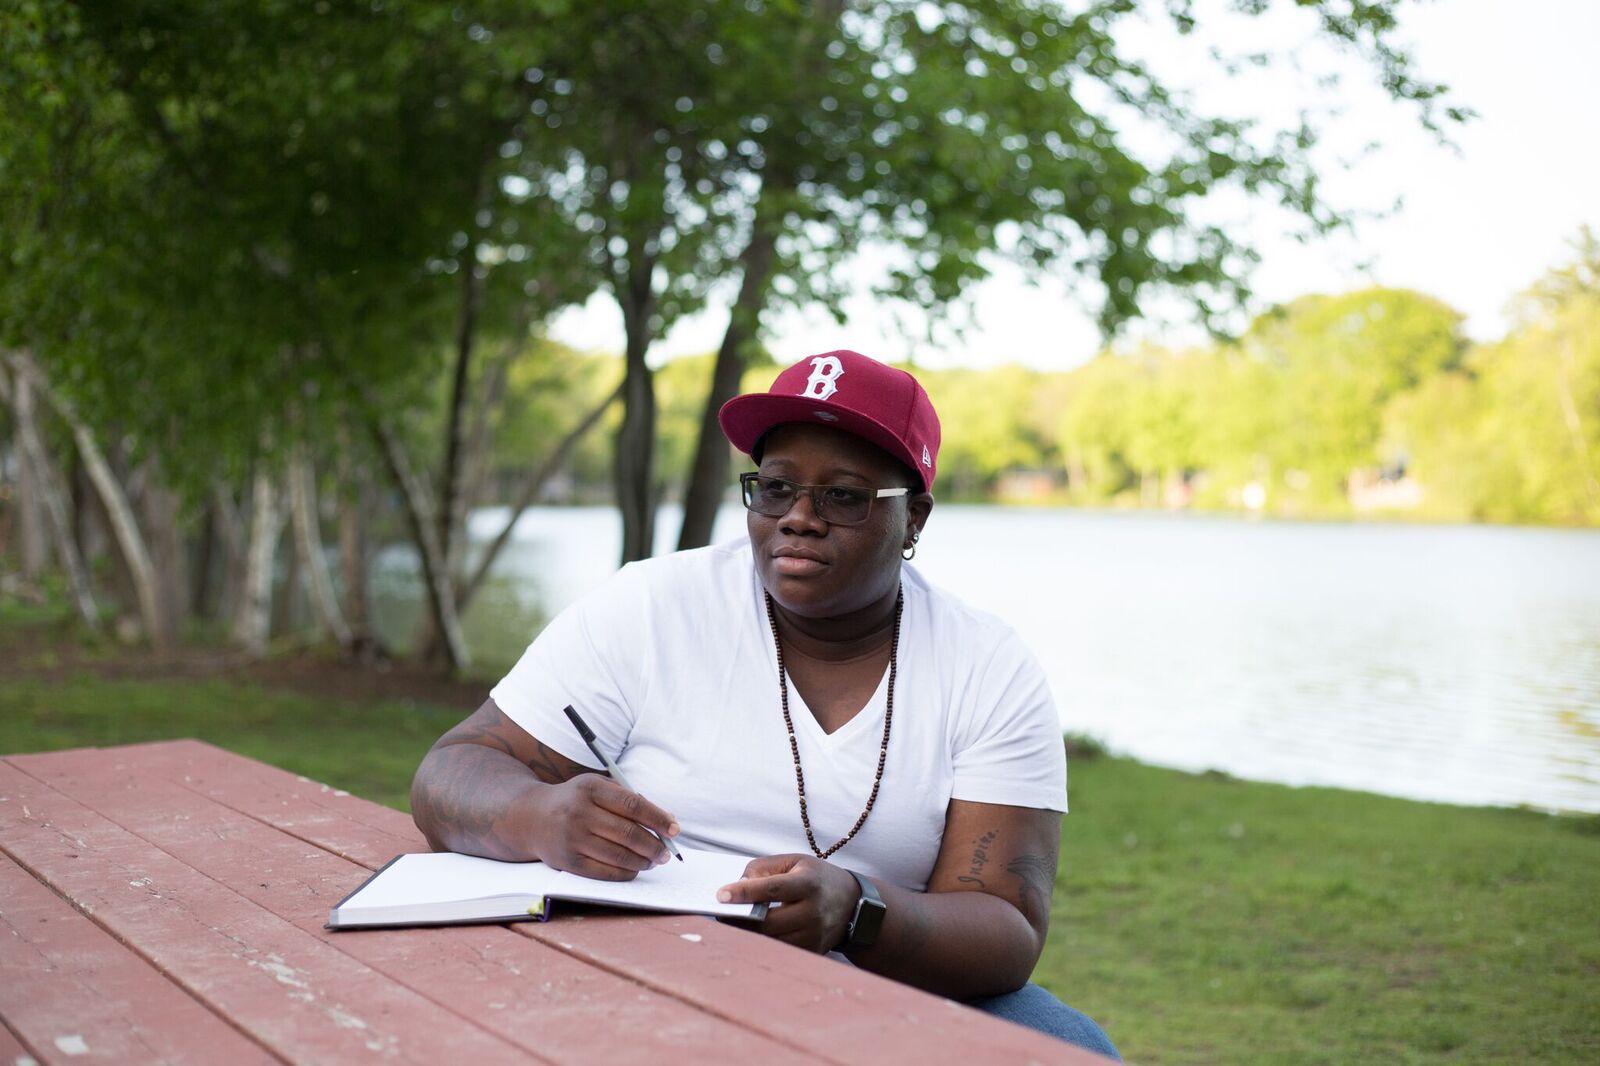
[
  {"left": 949, "top": 631, "right": 1069, "bottom": 812},
  {"left": 488, "top": 564, "right": 650, "bottom": 771}
]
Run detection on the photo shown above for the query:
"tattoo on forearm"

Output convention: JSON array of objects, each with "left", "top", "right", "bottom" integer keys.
[
  {"left": 416, "top": 744, "right": 500, "bottom": 851},
  {"left": 523, "top": 738, "right": 577, "bottom": 784},
  {"left": 1004, "top": 852, "right": 1057, "bottom": 925},
  {"left": 445, "top": 703, "right": 517, "bottom": 758},
  {"left": 957, "top": 828, "right": 1000, "bottom": 888},
  {"left": 417, "top": 702, "right": 589, "bottom": 856}
]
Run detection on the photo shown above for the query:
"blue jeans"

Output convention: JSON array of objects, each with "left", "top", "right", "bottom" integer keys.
[{"left": 967, "top": 983, "right": 1121, "bottom": 1060}]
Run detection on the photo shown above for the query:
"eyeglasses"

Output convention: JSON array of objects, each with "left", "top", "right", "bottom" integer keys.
[{"left": 739, "top": 473, "right": 909, "bottom": 526}]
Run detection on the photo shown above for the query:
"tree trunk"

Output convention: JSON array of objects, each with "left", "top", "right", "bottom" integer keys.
[
  {"left": 71, "top": 450, "right": 105, "bottom": 567},
  {"left": 406, "top": 254, "right": 487, "bottom": 665},
  {"left": 678, "top": 218, "right": 777, "bottom": 550},
  {"left": 273, "top": 512, "right": 301, "bottom": 639},
  {"left": 460, "top": 312, "right": 524, "bottom": 518},
  {"left": 334, "top": 435, "right": 374, "bottom": 655},
  {"left": 10, "top": 351, "right": 168, "bottom": 648},
  {"left": 210, "top": 482, "right": 247, "bottom": 626},
  {"left": 437, "top": 253, "right": 485, "bottom": 590},
  {"left": 141, "top": 473, "right": 189, "bottom": 642},
  {"left": 371, "top": 415, "right": 470, "bottom": 671},
  {"left": 460, "top": 379, "right": 624, "bottom": 611},
  {"left": 9, "top": 370, "right": 50, "bottom": 579},
  {"left": 233, "top": 467, "right": 281, "bottom": 657},
  {"left": 79, "top": 429, "right": 166, "bottom": 644},
  {"left": 614, "top": 254, "right": 659, "bottom": 564},
  {"left": 289, "top": 447, "right": 354, "bottom": 649},
  {"left": 0, "top": 360, "right": 97, "bottom": 626},
  {"left": 190, "top": 504, "right": 216, "bottom": 620}
]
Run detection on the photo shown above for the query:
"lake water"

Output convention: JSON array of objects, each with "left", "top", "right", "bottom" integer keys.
[{"left": 374, "top": 505, "right": 1600, "bottom": 814}]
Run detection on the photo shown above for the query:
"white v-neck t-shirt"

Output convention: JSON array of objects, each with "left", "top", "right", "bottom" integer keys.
[{"left": 490, "top": 540, "right": 1067, "bottom": 892}]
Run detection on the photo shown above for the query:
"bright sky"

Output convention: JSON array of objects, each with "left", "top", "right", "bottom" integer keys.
[{"left": 550, "top": 0, "right": 1600, "bottom": 371}]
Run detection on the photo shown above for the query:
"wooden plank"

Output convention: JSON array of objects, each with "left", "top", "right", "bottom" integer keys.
[
  {"left": 129, "top": 744, "right": 1098, "bottom": 1061},
  {"left": 9, "top": 743, "right": 1105, "bottom": 1064},
  {"left": 8, "top": 747, "right": 815, "bottom": 1066},
  {"left": 107, "top": 739, "right": 425, "bottom": 867},
  {"left": 0, "top": 854, "right": 279, "bottom": 1065},
  {"left": 143, "top": 741, "right": 1106, "bottom": 1063},
  {"left": 0, "top": 758, "right": 535, "bottom": 1064},
  {"left": 521, "top": 911, "right": 1101, "bottom": 1065},
  {"left": 0, "top": 1017, "right": 41, "bottom": 1066}
]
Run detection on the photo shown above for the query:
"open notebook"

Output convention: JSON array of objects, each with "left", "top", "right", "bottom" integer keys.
[{"left": 327, "top": 845, "right": 767, "bottom": 929}]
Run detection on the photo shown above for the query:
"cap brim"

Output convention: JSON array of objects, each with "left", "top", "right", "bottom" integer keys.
[{"left": 718, "top": 394, "right": 928, "bottom": 492}]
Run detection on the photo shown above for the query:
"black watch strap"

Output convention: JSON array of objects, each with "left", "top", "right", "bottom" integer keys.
[{"left": 840, "top": 869, "right": 886, "bottom": 955}]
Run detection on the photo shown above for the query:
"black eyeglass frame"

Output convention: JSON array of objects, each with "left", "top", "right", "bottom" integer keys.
[{"left": 738, "top": 472, "right": 910, "bottom": 526}]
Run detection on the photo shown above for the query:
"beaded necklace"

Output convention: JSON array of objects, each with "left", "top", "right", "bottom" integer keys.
[{"left": 763, "top": 589, "right": 902, "bottom": 859}]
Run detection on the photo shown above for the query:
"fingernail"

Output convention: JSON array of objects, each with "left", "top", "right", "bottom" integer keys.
[
  {"left": 668, "top": 821, "right": 680, "bottom": 837},
  {"left": 716, "top": 889, "right": 732, "bottom": 903}
]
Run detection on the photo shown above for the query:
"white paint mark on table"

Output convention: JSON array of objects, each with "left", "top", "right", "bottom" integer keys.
[
  {"left": 679, "top": 933, "right": 703, "bottom": 943},
  {"left": 53, "top": 1035, "right": 89, "bottom": 1056}
]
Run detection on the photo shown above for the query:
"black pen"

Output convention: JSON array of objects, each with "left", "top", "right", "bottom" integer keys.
[{"left": 562, "top": 704, "right": 684, "bottom": 862}]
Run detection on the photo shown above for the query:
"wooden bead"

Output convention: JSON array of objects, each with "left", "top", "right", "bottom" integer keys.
[{"left": 765, "top": 590, "right": 901, "bottom": 860}]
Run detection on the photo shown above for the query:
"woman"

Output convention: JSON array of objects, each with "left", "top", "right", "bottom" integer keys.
[{"left": 411, "top": 350, "right": 1118, "bottom": 1059}]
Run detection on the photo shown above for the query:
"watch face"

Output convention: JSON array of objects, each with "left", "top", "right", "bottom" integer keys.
[
  {"left": 841, "top": 870, "right": 886, "bottom": 955},
  {"left": 846, "top": 894, "right": 886, "bottom": 953}
]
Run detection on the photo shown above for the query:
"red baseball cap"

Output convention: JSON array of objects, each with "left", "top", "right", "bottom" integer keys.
[{"left": 718, "top": 350, "right": 941, "bottom": 492}]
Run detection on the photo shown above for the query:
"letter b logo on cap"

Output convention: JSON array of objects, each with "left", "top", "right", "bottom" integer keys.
[{"left": 801, "top": 355, "right": 844, "bottom": 400}]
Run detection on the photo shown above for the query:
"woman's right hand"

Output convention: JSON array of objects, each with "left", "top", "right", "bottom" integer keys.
[{"left": 519, "top": 773, "right": 680, "bottom": 881}]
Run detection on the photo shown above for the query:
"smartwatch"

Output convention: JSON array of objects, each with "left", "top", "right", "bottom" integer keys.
[{"left": 840, "top": 869, "right": 886, "bottom": 955}]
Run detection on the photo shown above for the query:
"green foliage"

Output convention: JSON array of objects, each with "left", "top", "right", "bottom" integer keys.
[
  {"left": 477, "top": 266, "right": 1598, "bottom": 530},
  {"left": 3, "top": 0, "right": 599, "bottom": 496},
  {"left": 487, "top": 341, "right": 620, "bottom": 471},
  {"left": 6, "top": 0, "right": 1535, "bottom": 580},
  {"left": 652, "top": 352, "right": 722, "bottom": 487},
  {"left": 920, "top": 364, "right": 1055, "bottom": 499},
  {"left": 994, "top": 273, "right": 1595, "bottom": 527},
  {"left": 1, "top": 1, "right": 1468, "bottom": 457},
  {"left": 1385, "top": 239, "right": 1600, "bottom": 525},
  {"left": 1244, "top": 288, "right": 1465, "bottom": 505}
]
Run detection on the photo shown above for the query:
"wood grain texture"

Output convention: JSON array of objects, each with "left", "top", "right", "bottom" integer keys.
[
  {"left": 113, "top": 739, "right": 426, "bottom": 866},
  {"left": 1, "top": 1014, "right": 42, "bottom": 1065},
  {"left": 0, "top": 758, "right": 526, "bottom": 1064},
  {"left": 10, "top": 745, "right": 812, "bottom": 1065},
  {"left": 0, "top": 854, "right": 279, "bottom": 1065},
  {"left": 1, "top": 742, "right": 1110, "bottom": 1065}
]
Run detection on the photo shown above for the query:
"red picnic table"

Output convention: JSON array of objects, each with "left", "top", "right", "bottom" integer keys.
[{"left": 0, "top": 740, "right": 1109, "bottom": 1064}]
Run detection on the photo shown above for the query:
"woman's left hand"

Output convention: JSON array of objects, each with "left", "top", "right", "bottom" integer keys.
[{"left": 717, "top": 854, "right": 863, "bottom": 953}]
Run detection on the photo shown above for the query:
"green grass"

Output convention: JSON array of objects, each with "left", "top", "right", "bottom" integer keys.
[
  {"left": 0, "top": 674, "right": 458, "bottom": 810},
  {"left": 1045, "top": 757, "right": 1600, "bottom": 1063},
  {"left": 2, "top": 658, "right": 1596, "bottom": 1062}
]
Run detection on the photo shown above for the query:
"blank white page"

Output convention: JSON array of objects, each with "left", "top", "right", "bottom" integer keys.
[{"left": 341, "top": 845, "right": 759, "bottom": 918}]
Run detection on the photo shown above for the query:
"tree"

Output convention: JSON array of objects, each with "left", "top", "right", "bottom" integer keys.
[
  {"left": 922, "top": 364, "right": 1051, "bottom": 499},
  {"left": 673, "top": 0, "right": 1471, "bottom": 547},
  {"left": 1243, "top": 288, "right": 1465, "bottom": 503},
  {"left": 6, "top": 1, "right": 610, "bottom": 667},
  {"left": 1391, "top": 234, "right": 1600, "bottom": 525}
]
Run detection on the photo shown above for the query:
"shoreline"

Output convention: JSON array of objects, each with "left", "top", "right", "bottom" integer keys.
[{"left": 4, "top": 616, "right": 1596, "bottom": 822}]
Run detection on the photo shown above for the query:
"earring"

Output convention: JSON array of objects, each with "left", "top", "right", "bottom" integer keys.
[{"left": 902, "top": 531, "right": 920, "bottom": 561}]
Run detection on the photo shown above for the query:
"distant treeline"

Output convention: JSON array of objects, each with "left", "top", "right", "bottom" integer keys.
[{"left": 529, "top": 255, "right": 1600, "bottom": 527}]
